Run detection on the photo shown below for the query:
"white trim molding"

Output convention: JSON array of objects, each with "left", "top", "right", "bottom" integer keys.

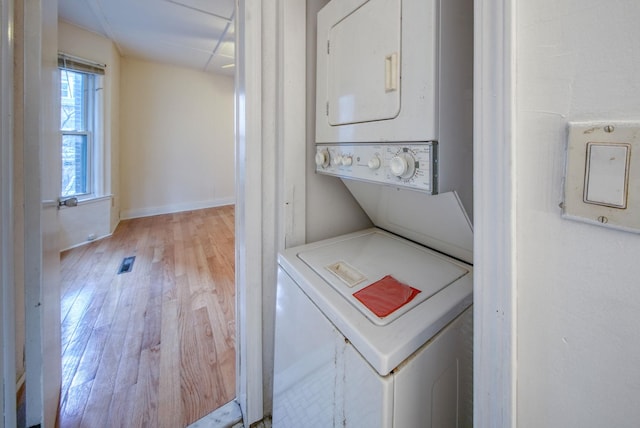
[
  {"left": 279, "top": 0, "right": 306, "bottom": 250},
  {"left": 473, "top": 0, "right": 517, "bottom": 427},
  {"left": 234, "top": 1, "right": 307, "bottom": 424},
  {"left": 235, "top": 0, "right": 264, "bottom": 424},
  {"left": 23, "top": 0, "right": 46, "bottom": 424},
  {"left": 1, "top": 0, "right": 17, "bottom": 427},
  {"left": 119, "top": 198, "right": 235, "bottom": 220}
]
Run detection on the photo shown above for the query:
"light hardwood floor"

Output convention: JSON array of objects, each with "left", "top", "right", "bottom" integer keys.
[{"left": 58, "top": 205, "right": 236, "bottom": 428}]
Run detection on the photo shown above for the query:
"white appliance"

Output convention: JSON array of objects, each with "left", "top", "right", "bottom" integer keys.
[
  {"left": 315, "top": 0, "right": 438, "bottom": 143},
  {"left": 272, "top": 180, "right": 473, "bottom": 428},
  {"left": 315, "top": 0, "right": 474, "bottom": 215},
  {"left": 273, "top": 0, "right": 473, "bottom": 426}
]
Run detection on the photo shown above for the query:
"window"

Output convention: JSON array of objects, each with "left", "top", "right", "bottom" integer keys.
[
  {"left": 60, "top": 69, "right": 91, "bottom": 197},
  {"left": 59, "top": 54, "right": 105, "bottom": 199}
]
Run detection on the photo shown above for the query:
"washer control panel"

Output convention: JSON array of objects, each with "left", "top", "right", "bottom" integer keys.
[{"left": 315, "top": 142, "right": 437, "bottom": 193}]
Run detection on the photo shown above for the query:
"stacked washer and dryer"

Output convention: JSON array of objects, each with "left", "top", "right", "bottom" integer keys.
[{"left": 273, "top": 0, "right": 474, "bottom": 426}]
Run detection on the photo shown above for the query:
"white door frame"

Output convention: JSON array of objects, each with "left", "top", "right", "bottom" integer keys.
[
  {"left": 235, "top": 0, "right": 307, "bottom": 424},
  {"left": 23, "top": 0, "right": 46, "bottom": 425},
  {"left": 39, "top": 0, "right": 63, "bottom": 425},
  {"left": 1, "top": 0, "right": 17, "bottom": 426},
  {"left": 21, "top": 0, "right": 62, "bottom": 426},
  {"left": 234, "top": 0, "right": 265, "bottom": 422},
  {"left": 473, "top": 0, "right": 517, "bottom": 426}
]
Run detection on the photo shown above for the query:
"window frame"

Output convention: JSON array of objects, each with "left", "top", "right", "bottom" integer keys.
[{"left": 58, "top": 53, "right": 105, "bottom": 201}]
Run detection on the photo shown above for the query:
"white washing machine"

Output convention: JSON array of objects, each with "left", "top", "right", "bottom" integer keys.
[
  {"left": 273, "top": 164, "right": 474, "bottom": 427},
  {"left": 272, "top": 223, "right": 473, "bottom": 427}
]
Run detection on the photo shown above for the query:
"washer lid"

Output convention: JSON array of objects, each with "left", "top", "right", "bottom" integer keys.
[
  {"left": 279, "top": 228, "right": 473, "bottom": 375},
  {"left": 298, "top": 229, "right": 469, "bottom": 325}
]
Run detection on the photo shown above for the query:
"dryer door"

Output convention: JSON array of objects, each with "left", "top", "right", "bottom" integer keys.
[
  {"left": 325, "top": 0, "right": 401, "bottom": 126},
  {"left": 316, "top": 0, "right": 438, "bottom": 143}
]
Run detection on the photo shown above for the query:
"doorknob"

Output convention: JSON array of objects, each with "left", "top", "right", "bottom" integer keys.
[{"left": 58, "top": 197, "right": 78, "bottom": 208}]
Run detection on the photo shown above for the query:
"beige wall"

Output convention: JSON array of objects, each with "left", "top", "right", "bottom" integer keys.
[
  {"left": 57, "top": 22, "right": 235, "bottom": 239},
  {"left": 516, "top": 1, "right": 640, "bottom": 426},
  {"left": 120, "top": 57, "right": 235, "bottom": 219},
  {"left": 58, "top": 21, "right": 121, "bottom": 249}
]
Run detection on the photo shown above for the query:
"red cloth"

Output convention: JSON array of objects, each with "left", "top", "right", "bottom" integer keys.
[{"left": 353, "top": 275, "right": 421, "bottom": 318}]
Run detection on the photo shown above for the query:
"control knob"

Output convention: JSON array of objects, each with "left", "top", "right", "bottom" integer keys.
[
  {"left": 389, "top": 152, "right": 416, "bottom": 179},
  {"left": 331, "top": 154, "right": 343, "bottom": 166},
  {"left": 341, "top": 156, "right": 353, "bottom": 166},
  {"left": 367, "top": 156, "right": 381, "bottom": 170},
  {"left": 315, "top": 150, "right": 330, "bottom": 168}
]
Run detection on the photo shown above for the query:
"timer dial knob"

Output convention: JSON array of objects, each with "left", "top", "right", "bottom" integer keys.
[
  {"left": 315, "top": 150, "right": 330, "bottom": 168},
  {"left": 368, "top": 156, "right": 381, "bottom": 170},
  {"left": 390, "top": 152, "right": 416, "bottom": 179}
]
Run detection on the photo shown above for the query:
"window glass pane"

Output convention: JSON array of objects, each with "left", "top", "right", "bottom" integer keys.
[
  {"left": 60, "top": 69, "right": 87, "bottom": 131},
  {"left": 61, "top": 134, "right": 88, "bottom": 197}
]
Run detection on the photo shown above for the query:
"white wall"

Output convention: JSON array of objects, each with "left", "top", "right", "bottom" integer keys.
[
  {"left": 58, "top": 21, "right": 121, "bottom": 249},
  {"left": 516, "top": 1, "right": 640, "bottom": 426},
  {"left": 119, "top": 58, "right": 234, "bottom": 219},
  {"left": 58, "top": 197, "right": 112, "bottom": 250}
]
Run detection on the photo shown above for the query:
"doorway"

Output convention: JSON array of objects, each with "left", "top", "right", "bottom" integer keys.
[
  {"left": 55, "top": 15, "right": 238, "bottom": 428},
  {"left": 10, "top": 1, "right": 305, "bottom": 426}
]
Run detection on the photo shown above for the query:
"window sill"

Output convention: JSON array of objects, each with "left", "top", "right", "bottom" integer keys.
[{"left": 74, "top": 194, "right": 113, "bottom": 206}]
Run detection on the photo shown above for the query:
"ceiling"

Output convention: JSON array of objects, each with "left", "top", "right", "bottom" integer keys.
[{"left": 58, "top": 0, "right": 235, "bottom": 76}]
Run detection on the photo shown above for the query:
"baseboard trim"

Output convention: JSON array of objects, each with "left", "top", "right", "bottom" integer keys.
[
  {"left": 187, "top": 400, "right": 243, "bottom": 428},
  {"left": 120, "top": 198, "right": 236, "bottom": 220},
  {"left": 60, "top": 232, "right": 113, "bottom": 252}
]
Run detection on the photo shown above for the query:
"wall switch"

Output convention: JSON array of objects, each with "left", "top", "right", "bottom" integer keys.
[
  {"left": 563, "top": 121, "right": 640, "bottom": 233},
  {"left": 584, "top": 142, "right": 630, "bottom": 208}
]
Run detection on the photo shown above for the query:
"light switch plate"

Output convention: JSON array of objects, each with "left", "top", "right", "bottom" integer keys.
[{"left": 563, "top": 121, "right": 640, "bottom": 233}]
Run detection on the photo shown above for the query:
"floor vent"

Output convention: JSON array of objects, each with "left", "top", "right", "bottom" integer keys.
[{"left": 118, "top": 256, "right": 136, "bottom": 274}]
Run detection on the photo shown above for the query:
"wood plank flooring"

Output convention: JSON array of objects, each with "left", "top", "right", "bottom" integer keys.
[{"left": 58, "top": 205, "right": 236, "bottom": 428}]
